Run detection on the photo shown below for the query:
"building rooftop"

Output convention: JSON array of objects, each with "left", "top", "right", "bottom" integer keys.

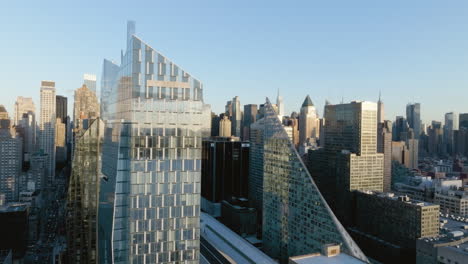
[
  {"left": 359, "top": 190, "right": 435, "bottom": 207},
  {"left": 289, "top": 244, "right": 367, "bottom": 264},
  {"left": 200, "top": 212, "right": 276, "bottom": 264},
  {"left": 0, "top": 203, "right": 28, "bottom": 213},
  {"left": 302, "top": 95, "right": 314, "bottom": 107}
]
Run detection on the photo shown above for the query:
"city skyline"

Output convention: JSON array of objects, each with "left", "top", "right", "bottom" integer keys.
[{"left": 2, "top": 1, "right": 468, "bottom": 124}]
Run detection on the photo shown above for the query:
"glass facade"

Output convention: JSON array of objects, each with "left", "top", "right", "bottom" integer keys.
[
  {"left": 98, "top": 22, "right": 211, "bottom": 264},
  {"left": 261, "top": 99, "right": 367, "bottom": 264},
  {"left": 67, "top": 119, "right": 104, "bottom": 264}
]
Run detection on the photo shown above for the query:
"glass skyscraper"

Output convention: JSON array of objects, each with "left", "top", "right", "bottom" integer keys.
[
  {"left": 98, "top": 21, "right": 211, "bottom": 264},
  {"left": 261, "top": 99, "right": 367, "bottom": 264}
]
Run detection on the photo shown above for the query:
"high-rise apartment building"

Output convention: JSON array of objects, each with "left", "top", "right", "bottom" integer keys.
[
  {"left": 0, "top": 108, "right": 22, "bottom": 202},
  {"left": 39, "top": 81, "right": 56, "bottom": 183},
  {"left": 83, "top": 73, "right": 97, "bottom": 94},
  {"left": 378, "top": 120, "right": 392, "bottom": 192},
  {"left": 97, "top": 22, "right": 211, "bottom": 264},
  {"left": 218, "top": 115, "right": 231, "bottom": 137},
  {"left": 261, "top": 99, "right": 367, "bottom": 264},
  {"left": 73, "top": 84, "right": 100, "bottom": 132},
  {"left": 67, "top": 118, "right": 104, "bottom": 264},
  {"left": 242, "top": 104, "right": 257, "bottom": 140},
  {"left": 14, "top": 97, "right": 35, "bottom": 126},
  {"left": 231, "top": 96, "right": 242, "bottom": 137},
  {"left": 299, "top": 95, "right": 318, "bottom": 147},
  {"left": 406, "top": 103, "right": 421, "bottom": 139}
]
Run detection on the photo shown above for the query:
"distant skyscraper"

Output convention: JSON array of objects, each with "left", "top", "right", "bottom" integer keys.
[
  {"left": 393, "top": 116, "right": 408, "bottom": 141},
  {"left": 0, "top": 107, "right": 22, "bottom": 202},
  {"left": 55, "top": 95, "right": 67, "bottom": 124},
  {"left": 276, "top": 90, "right": 284, "bottom": 117},
  {"left": 100, "top": 60, "right": 119, "bottom": 120},
  {"left": 261, "top": 98, "right": 367, "bottom": 264},
  {"left": 444, "top": 112, "right": 458, "bottom": 154},
  {"left": 28, "top": 151, "right": 47, "bottom": 191},
  {"left": 98, "top": 22, "right": 211, "bottom": 263},
  {"left": 459, "top": 113, "right": 468, "bottom": 129},
  {"left": 309, "top": 101, "right": 384, "bottom": 224},
  {"left": 231, "top": 96, "right": 242, "bottom": 137},
  {"left": 219, "top": 115, "right": 232, "bottom": 137},
  {"left": 14, "top": 97, "right": 35, "bottom": 126},
  {"left": 55, "top": 118, "right": 67, "bottom": 164},
  {"left": 83, "top": 73, "right": 97, "bottom": 93},
  {"left": 406, "top": 103, "right": 421, "bottom": 139},
  {"left": 225, "top": 100, "right": 233, "bottom": 117},
  {"left": 18, "top": 112, "right": 36, "bottom": 159},
  {"left": 428, "top": 121, "right": 443, "bottom": 156},
  {"left": 67, "top": 118, "right": 104, "bottom": 264},
  {"left": 39, "top": 81, "right": 56, "bottom": 182},
  {"left": 377, "top": 93, "right": 384, "bottom": 124},
  {"left": 378, "top": 120, "right": 392, "bottom": 192},
  {"left": 73, "top": 84, "right": 100, "bottom": 131},
  {"left": 210, "top": 112, "right": 220, "bottom": 137},
  {"left": 243, "top": 104, "right": 257, "bottom": 140},
  {"left": 299, "top": 95, "right": 318, "bottom": 146}
]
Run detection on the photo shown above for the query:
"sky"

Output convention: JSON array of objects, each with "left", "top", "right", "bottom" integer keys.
[{"left": 1, "top": 0, "right": 468, "bottom": 124}]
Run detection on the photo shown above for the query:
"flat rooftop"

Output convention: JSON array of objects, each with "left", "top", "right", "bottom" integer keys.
[{"left": 290, "top": 253, "right": 367, "bottom": 264}]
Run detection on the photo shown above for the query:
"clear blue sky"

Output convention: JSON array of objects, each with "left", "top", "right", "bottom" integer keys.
[{"left": 1, "top": 0, "right": 468, "bottom": 124}]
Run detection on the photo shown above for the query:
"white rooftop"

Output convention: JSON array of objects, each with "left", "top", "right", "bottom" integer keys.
[{"left": 291, "top": 253, "right": 367, "bottom": 264}]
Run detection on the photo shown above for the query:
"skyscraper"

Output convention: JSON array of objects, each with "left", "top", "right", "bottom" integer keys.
[
  {"left": 67, "top": 118, "right": 104, "bottom": 264},
  {"left": 406, "top": 103, "right": 421, "bottom": 139},
  {"left": 444, "top": 112, "right": 458, "bottom": 154},
  {"left": 219, "top": 115, "right": 231, "bottom": 137},
  {"left": 100, "top": 60, "right": 119, "bottom": 121},
  {"left": 55, "top": 118, "right": 67, "bottom": 164},
  {"left": 56, "top": 95, "right": 67, "bottom": 124},
  {"left": 231, "top": 96, "right": 242, "bottom": 137},
  {"left": 243, "top": 104, "right": 257, "bottom": 140},
  {"left": 377, "top": 93, "right": 384, "bottom": 124},
  {"left": 299, "top": 95, "right": 318, "bottom": 147},
  {"left": 83, "top": 73, "right": 97, "bottom": 94},
  {"left": 261, "top": 98, "right": 367, "bottom": 264},
  {"left": 14, "top": 97, "right": 35, "bottom": 126},
  {"left": 0, "top": 107, "right": 22, "bottom": 202},
  {"left": 98, "top": 22, "right": 211, "bottom": 264},
  {"left": 39, "top": 81, "right": 56, "bottom": 183},
  {"left": 73, "top": 84, "right": 100, "bottom": 131},
  {"left": 309, "top": 101, "right": 384, "bottom": 224},
  {"left": 276, "top": 90, "right": 284, "bottom": 117},
  {"left": 378, "top": 120, "right": 392, "bottom": 192},
  {"left": 393, "top": 116, "right": 408, "bottom": 141},
  {"left": 459, "top": 113, "right": 468, "bottom": 129}
]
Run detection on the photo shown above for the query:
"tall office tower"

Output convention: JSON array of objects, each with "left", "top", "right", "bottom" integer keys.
[
  {"left": 210, "top": 112, "right": 220, "bottom": 137},
  {"left": 261, "top": 99, "right": 367, "bottom": 264},
  {"left": 286, "top": 117, "right": 299, "bottom": 148},
  {"left": 406, "top": 103, "right": 421, "bottom": 139},
  {"left": 98, "top": 22, "right": 211, "bottom": 264},
  {"left": 243, "top": 104, "right": 257, "bottom": 140},
  {"left": 18, "top": 112, "right": 36, "bottom": 161},
  {"left": 378, "top": 120, "right": 392, "bottom": 192},
  {"left": 444, "top": 112, "right": 458, "bottom": 154},
  {"left": 55, "top": 118, "right": 67, "bottom": 164},
  {"left": 200, "top": 137, "right": 249, "bottom": 217},
  {"left": 56, "top": 95, "right": 67, "bottom": 124},
  {"left": 230, "top": 96, "right": 242, "bottom": 137},
  {"left": 248, "top": 117, "right": 265, "bottom": 236},
  {"left": 225, "top": 100, "right": 233, "bottom": 117},
  {"left": 0, "top": 108, "right": 22, "bottom": 202},
  {"left": 428, "top": 121, "right": 443, "bottom": 156},
  {"left": 67, "top": 118, "right": 104, "bottom": 264},
  {"left": 73, "top": 84, "right": 100, "bottom": 131},
  {"left": 454, "top": 128, "right": 468, "bottom": 157},
  {"left": 393, "top": 116, "right": 408, "bottom": 141},
  {"left": 100, "top": 59, "right": 119, "bottom": 120},
  {"left": 83, "top": 73, "right": 97, "bottom": 94},
  {"left": 14, "top": 97, "right": 35, "bottom": 126},
  {"left": 391, "top": 141, "right": 411, "bottom": 166},
  {"left": 276, "top": 90, "right": 284, "bottom": 117},
  {"left": 299, "top": 95, "right": 318, "bottom": 146},
  {"left": 309, "top": 101, "right": 384, "bottom": 224},
  {"left": 39, "top": 81, "right": 56, "bottom": 182},
  {"left": 219, "top": 115, "right": 231, "bottom": 137},
  {"left": 460, "top": 113, "right": 468, "bottom": 129},
  {"left": 377, "top": 93, "right": 384, "bottom": 124}
]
